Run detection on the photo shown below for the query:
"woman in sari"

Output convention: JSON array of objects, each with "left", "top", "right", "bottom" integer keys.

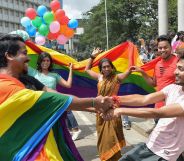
[{"left": 85, "top": 48, "right": 132, "bottom": 161}]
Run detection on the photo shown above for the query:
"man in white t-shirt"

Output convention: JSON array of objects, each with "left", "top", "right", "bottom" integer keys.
[{"left": 103, "top": 55, "right": 184, "bottom": 161}]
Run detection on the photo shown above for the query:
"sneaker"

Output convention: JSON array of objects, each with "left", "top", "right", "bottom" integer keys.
[{"left": 72, "top": 129, "right": 82, "bottom": 141}]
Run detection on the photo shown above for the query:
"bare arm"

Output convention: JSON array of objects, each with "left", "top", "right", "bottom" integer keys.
[
  {"left": 117, "top": 69, "right": 131, "bottom": 81},
  {"left": 104, "top": 104, "right": 184, "bottom": 120},
  {"left": 131, "top": 66, "right": 156, "bottom": 87},
  {"left": 58, "top": 63, "right": 73, "bottom": 88},
  {"left": 85, "top": 48, "right": 103, "bottom": 80},
  {"left": 118, "top": 91, "right": 165, "bottom": 106}
]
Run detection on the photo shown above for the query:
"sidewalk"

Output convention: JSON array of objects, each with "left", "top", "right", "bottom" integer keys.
[{"left": 127, "top": 116, "right": 155, "bottom": 137}]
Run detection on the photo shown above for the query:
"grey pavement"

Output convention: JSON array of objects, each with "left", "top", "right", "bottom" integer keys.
[{"left": 72, "top": 111, "right": 155, "bottom": 161}]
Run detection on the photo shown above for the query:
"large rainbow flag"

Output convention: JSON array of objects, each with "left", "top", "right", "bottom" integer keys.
[
  {"left": 0, "top": 74, "right": 83, "bottom": 161},
  {"left": 26, "top": 40, "right": 160, "bottom": 98}
]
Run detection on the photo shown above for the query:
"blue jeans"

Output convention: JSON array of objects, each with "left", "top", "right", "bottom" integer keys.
[{"left": 66, "top": 111, "right": 79, "bottom": 129}]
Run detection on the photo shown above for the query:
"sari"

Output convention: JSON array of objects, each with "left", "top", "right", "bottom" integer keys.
[
  {"left": 97, "top": 74, "right": 125, "bottom": 161},
  {"left": 0, "top": 74, "right": 83, "bottom": 161}
]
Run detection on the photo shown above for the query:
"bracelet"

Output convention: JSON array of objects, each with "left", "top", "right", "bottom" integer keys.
[
  {"left": 90, "top": 55, "right": 96, "bottom": 59},
  {"left": 112, "top": 95, "right": 120, "bottom": 106},
  {"left": 91, "top": 98, "right": 95, "bottom": 107}
]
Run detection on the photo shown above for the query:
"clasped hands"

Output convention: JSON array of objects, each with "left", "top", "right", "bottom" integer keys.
[{"left": 94, "top": 95, "right": 121, "bottom": 121}]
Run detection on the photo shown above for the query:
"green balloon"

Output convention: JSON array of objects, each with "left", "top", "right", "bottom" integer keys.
[
  {"left": 43, "top": 12, "right": 54, "bottom": 24},
  {"left": 38, "top": 24, "right": 49, "bottom": 36},
  {"left": 32, "top": 16, "right": 42, "bottom": 28}
]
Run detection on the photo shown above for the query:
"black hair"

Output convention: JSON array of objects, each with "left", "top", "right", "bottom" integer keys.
[
  {"left": 98, "top": 58, "right": 116, "bottom": 73},
  {"left": 37, "top": 52, "right": 53, "bottom": 72},
  {"left": 157, "top": 35, "right": 171, "bottom": 46},
  {"left": 0, "top": 34, "right": 25, "bottom": 67}
]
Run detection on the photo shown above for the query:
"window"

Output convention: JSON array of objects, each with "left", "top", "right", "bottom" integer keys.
[{"left": 5, "top": 22, "right": 9, "bottom": 27}]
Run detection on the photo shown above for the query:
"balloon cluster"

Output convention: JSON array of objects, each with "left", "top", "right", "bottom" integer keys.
[{"left": 20, "top": 0, "right": 78, "bottom": 45}]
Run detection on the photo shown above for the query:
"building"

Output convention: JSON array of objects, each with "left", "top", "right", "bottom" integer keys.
[{"left": 0, "top": 0, "right": 50, "bottom": 33}]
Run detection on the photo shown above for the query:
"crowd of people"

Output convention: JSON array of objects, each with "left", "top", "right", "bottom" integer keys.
[{"left": 1, "top": 31, "right": 184, "bottom": 161}]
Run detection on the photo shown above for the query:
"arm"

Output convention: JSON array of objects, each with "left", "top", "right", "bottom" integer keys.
[
  {"left": 118, "top": 91, "right": 165, "bottom": 106},
  {"left": 130, "top": 66, "right": 156, "bottom": 87},
  {"left": 117, "top": 68, "right": 132, "bottom": 81},
  {"left": 85, "top": 48, "right": 103, "bottom": 80},
  {"left": 58, "top": 63, "right": 73, "bottom": 88},
  {"left": 68, "top": 95, "right": 113, "bottom": 113},
  {"left": 104, "top": 104, "right": 184, "bottom": 120}
]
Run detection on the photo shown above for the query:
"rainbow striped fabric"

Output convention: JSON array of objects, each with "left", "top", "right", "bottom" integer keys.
[
  {"left": 26, "top": 41, "right": 159, "bottom": 98},
  {"left": 0, "top": 74, "right": 84, "bottom": 161}
]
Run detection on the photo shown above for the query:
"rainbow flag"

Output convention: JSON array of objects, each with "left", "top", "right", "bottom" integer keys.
[
  {"left": 0, "top": 74, "right": 83, "bottom": 161},
  {"left": 26, "top": 41, "right": 159, "bottom": 98}
]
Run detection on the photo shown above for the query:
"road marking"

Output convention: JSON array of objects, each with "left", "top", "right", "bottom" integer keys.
[{"left": 74, "top": 111, "right": 97, "bottom": 136}]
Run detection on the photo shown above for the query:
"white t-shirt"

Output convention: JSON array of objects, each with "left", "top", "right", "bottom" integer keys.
[{"left": 147, "top": 84, "right": 184, "bottom": 161}]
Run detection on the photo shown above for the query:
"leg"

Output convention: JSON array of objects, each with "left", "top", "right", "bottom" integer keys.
[
  {"left": 122, "top": 116, "right": 131, "bottom": 130},
  {"left": 66, "top": 111, "right": 81, "bottom": 141}
]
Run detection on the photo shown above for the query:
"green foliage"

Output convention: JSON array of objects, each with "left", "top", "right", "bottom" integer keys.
[{"left": 78, "top": 0, "right": 176, "bottom": 58}]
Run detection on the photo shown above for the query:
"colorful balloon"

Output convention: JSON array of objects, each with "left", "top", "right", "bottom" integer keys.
[
  {"left": 68, "top": 19, "right": 78, "bottom": 29},
  {"left": 43, "top": 12, "right": 54, "bottom": 24},
  {"left": 47, "top": 32, "right": 60, "bottom": 40},
  {"left": 25, "top": 8, "right": 37, "bottom": 20},
  {"left": 26, "top": 25, "right": 36, "bottom": 37},
  {"left": 38, "top": 24, "right": 49, "bottom": 36},
  {"left": 10, "top": 30, "right": 30, "bottom": 41},
  {"left": 55, "top": 9, "right": 65, "bottom": 22},
  {"left": 37, "top": 5, "right": 48, "bottom": 17},
  {"left": 60, "top": 16, "right": 69, "bottom": 25},
  {"left": 35, "top": 35, "right": 46, "bottom": 45},
  {"left": 64, "top": 28, "right": 74, "bottom": 38},
  {"left": 32, "top": 16, "right": 42, "bottom": 28},
  {"left": 60, "top": 25, "right": 68, "bottom": 34},
  {"left": 21, "top": 17, "right": 31, "bottom": 28},
  {"left": 49, "top": 21, "right": 60, "bottom": 33},
  {"left": 50, "top": 0, "right": 61, "bottom": 12},
  {"left": 57, "top": 34, "right": 69, "bottom": 44}
]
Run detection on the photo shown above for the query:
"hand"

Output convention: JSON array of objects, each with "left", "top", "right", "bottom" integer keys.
[
  {"left": 102, "top": 108, "right": 121, "bottom": 121},
  {"left": 130, "top": 66, "right": 143, "bottom": 73},
  {"left": 95, "top": 96, "right": 114, "bottom": 113},
  {"left": 69, "top": 63, "right": 73, "bottom": 69},
  {"left": 91, "top": 47, "right": 103, "bottom": 57}
]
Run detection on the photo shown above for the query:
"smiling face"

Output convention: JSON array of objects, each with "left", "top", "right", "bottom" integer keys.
[
  {"left": 9, "top": 41, "right": 29, "bottom": 76},
  {"left": 40, "top": 57, "right": 51, "bottom": 71},
  {"left": 175, "top": 59, "right": 184, "bottom": 86},
  {"left": 101, "top": 61, "right": 113, "bottom": 77},
  {"left": 157, "top": 41, "right": 172, "bottom": 60}
]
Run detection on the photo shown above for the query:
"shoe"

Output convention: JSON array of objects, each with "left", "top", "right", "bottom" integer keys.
[
  {"left": 72, "top": 129, "right": 81, "bottom": 141},
  {"left": 123, "top": 123, "right": 131, "bottom": 130}
]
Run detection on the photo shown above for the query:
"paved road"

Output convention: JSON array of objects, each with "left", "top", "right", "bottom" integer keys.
[{"left": 72, "top": 111, "right": 149, "bottom": 161}]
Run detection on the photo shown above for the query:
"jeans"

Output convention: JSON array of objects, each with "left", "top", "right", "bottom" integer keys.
[{"left": 66, "top": 111, "right": 79, "bottom": 129}]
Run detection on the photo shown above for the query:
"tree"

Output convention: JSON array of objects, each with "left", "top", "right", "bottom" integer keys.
[{"left": 78, "top": 0, "right": 176, "bottom": 58}]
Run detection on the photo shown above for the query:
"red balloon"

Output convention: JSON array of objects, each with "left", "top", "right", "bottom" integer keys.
[
  {"left": 25, "top": 8, "right": 37, "bottom": 20},
  {"left": 47, "top": 32, "right": 60, "bottom": 40},
  {"left": 60, "top": 16, "right": 69, "bottom": 25},
  {"left": 50, "top": 0, "right": 61, "bottom": 12},
  {"left": 55, "top": 9, "right": 65, "bottom": 23}
]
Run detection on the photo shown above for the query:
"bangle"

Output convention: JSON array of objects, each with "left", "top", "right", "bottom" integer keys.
[
  {"left": 91, "top": 98, "right": 95, "bottom": 107},
  {"left": 112, "top": 95, "right": 120, "bottom": 106},
  {"left": 90, "top": 55, "right": 96, "bottom": 59}
]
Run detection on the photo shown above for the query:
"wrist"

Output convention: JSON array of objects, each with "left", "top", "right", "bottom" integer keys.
[
  {"left": 91, "top": 98, "right": 95, "bottom": 107},
  {"left": 90, "top": 55, "right": 96, "bottom": 59}
]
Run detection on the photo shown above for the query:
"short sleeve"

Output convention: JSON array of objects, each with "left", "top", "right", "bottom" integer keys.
[
  {"left": 161, "top": 84, "right": 175, "bottom": 97},
  {"left": 28, "top": 66, "right": 38, "bottom": 77},
  {"left": 55, "top": 73, "right": 62, "bottom": 83}
]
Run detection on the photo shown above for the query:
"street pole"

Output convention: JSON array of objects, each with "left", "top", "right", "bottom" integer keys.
[{"left": 105, "top": 0, "right": 109, "bottom": 50}]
